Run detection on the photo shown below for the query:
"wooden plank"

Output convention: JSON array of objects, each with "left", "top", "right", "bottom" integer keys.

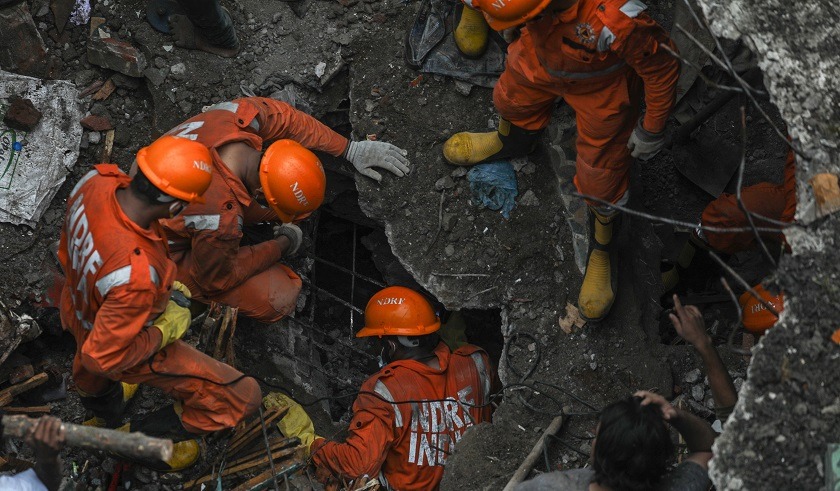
[
  {"left": 231, "top": 461, "right": 306, "bottom": 491},
  {"left": 225, "top": 437, "right": 300, "bottom": 469},
  {"left": 185, "top": 446, "right": 303, "bottom": 488},
  {"left": 213, "top": 306, "right": 232, "bottom": 360},
  {"left": 228, "top": 406, "right": 287, "bottom": 456},
  {"left": 0, "top": 373, "right": 48, "bottom": 407},
  {"left": 502, "top": 415, "right": 564, "bottom": 491},
  {"left": 4, "top": 405, "right": 50, "bottom": 414},
  {"left": 99, "top": 130, "right": 115, "bottom": 163}
]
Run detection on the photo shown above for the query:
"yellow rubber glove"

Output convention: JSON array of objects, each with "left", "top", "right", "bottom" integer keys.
[
  {"left": 155, "top": 282, "right": 193, "bottom": 349},
  {"left": 264, "top": 393, "right": 318, "bottom": 451},
  {"left": 172, "top": 281, "right": 192, "bottom": 298}
]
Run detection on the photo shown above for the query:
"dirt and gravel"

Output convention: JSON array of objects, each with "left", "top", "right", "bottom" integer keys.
[{"left": 0, "top": 0, "right": 826, "bottom": 488}]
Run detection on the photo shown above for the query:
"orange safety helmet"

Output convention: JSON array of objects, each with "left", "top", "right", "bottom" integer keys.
[
  {"left": 739, "top": 285, "right": 784, "bottom": 334},
  {"left": 356, "top": 286, "right": 442, "bottom": 338},
  {"left": 135, "top": 135, "right": 213, "bottom": 204},
  {"left": 468, "top": 0, "right": 554, "bottom": 31},
  {"left": 259, "top": 140, "right": 326, "bottom": 223}
]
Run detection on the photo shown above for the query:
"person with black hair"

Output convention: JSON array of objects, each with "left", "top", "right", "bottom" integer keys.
[
  {"left": 59, "top": 136, "right": 261, "bottom": 472},
  {"left": 518, "top": 391, "right": 714, "bottom": 491},
  {"left": 271, "top": 286, "right": 498, "bottom": 490}
]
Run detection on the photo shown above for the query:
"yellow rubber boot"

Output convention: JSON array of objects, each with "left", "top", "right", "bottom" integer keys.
[
  {"left": 444, "top": 129, "right": 504, "bottom": 166},
  {"left": 454, "top": 5, "right": 489, "bottom": 58},
  {"left": 115, "top": 422, "right": 202, "bottom": 472},
  {"left": 82, "top": 382, "right": 140, "bottom": 428},
  {"left": 444, "top": 118, "right": 541, "bottom": 166},
  {"left": 578, "top": 209, "right": 619, "bottom": 321}
]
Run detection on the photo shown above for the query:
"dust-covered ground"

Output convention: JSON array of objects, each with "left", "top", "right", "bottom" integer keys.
[{"left": 0, "top": 0, "right": 803, "bottom": 488}]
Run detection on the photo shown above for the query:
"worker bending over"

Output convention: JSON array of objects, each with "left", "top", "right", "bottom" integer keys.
[
  {"left": 59, "top": 137, "right": 261, "bottom": 471},
  {"left": 444, "top": 0, "right": 680, "bottom": 321},
  {"left": 160, "top": 97, "right": 411, "bottom": 323},
  {"left": 273, "top": 286, "right": 497, "bottom": 490}
]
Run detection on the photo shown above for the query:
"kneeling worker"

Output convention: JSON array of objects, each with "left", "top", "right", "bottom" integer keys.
[
  {"left": 161, "top": 97, "right": 411, "bottom": 323},
  {"left": 273, "top": 286, "right": 497, "bottom": 490},
  {"left": 60, "top": 136, "right": 261, "bottom": 471}
]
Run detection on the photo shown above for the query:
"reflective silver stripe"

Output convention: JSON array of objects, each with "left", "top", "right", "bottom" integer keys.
[
  {"left": 75, "top": 310, "right": 93, "bottom": 330},
  {"left": 539, "top": 56, "right": 627, "bottom": 79},
  {"left": 462, "top": 0, "right": 475, "bottom": 6},
  {"left": 149, "top": 265, "right": 160, "bottom": 286},
  {"left": 597, "top": 25, "right": 616, "bottom": 52},
  {"left": 470, "top": 352, "right": 491, "bottom": 405},
  {"left": 237, "top": 215, "right": 244, "bottom": 231},
  {"left": 184, "top": 214, "right": 221, "bottom": 231},
  {"left": 205, "top": 101, "right": 239, "bottom": 113},
  {"left": 70, "top": 170, "right": 98, "bottom": 199},
  {"left": 96, "top": 265, "right": 132, "bottom": 296},
  {"left": 203, "top": 101, "right": 259, "bottom": 131},
  {"left": 374, "top": 380, "right": 403, "bottom": 428},
  {"left": 619, "top": 0, "right": 646, "bottom": 18}
]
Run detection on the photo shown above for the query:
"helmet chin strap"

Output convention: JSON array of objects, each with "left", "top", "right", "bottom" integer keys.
[{"left": 397, "top": 336, "right": 420, "bottom": 348}]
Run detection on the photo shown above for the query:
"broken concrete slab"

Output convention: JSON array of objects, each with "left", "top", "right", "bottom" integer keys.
[
  {"left": 693, "top": 1, "right": 840, "bottom": 489},
  {"left": 0, "top": 70, "right": 82, "bottom": 227},
  {"left": 695, "top": 0, "right": 840, "bottom": 224},
  {"left": 0, "top": 2, "right": 50, "bottom": 78},
  {"left": 3, "top": 96, "right": 42, "bottom": 132},
  {"left": 87, "top": 28, "right": 147, "bottom": 78}
]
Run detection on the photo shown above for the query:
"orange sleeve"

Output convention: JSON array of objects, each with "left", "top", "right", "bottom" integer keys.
[
  {"left": 245, "top": 97, "right": 349, "bottom": 156},
  {"left": 80, "top": 286, "right": 163, "bottom": 377},
  {"left": 311, "top": 392, "right": 396, "bottom": 480},
  {"left": 189, "top": 228, "right": 284, "bottom": 296},
  {"left": 612, "top": 13, "right": 680, "bottom": 134},
  {"left": 243, "top": 201, "right": 279, "bottom": 224}
]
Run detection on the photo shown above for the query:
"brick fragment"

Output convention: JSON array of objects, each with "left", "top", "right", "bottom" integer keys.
[
  {"left": 80, "top": 114, "right": 113, "bottom": 132},
  {"left": 86, "top": 29, "right": 147, "bottom": 78},
  {"left": 3, "top": 96, "right": 42, "bottom": 131}
]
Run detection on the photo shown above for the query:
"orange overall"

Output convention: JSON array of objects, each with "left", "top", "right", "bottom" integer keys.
[
  {"left": 494, "top": 0, "right": 680, "bottom": 204},
  {"left": 702, "top": 149, "right": 797, "bottom": 254},
  {"left": 311, "top": 343, "right": 496, "bottom": 490},
  {"left": 160, "top": 97, "right": 349, "bottom": 323},
  {"left": 59, "top": 165, "right": 261, "bottom": 433}
]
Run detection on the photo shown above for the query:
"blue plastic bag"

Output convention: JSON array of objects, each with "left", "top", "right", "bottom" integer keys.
[{"left": 467, "top": 161, "right": 518, "bottom": 218}]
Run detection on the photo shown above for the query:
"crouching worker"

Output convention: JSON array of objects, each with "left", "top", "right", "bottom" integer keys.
[
  {"left": 59, "top": 136, "right": 261, "bottom": 472},
  {"left": 517, "top": 391, "right": 714, "bottom": 491},
  {"left": 161, "top": 97, "right": 410, "bottom": 324},
  {"left": 272, "top": 286, "right": 498, "bottom": 490}
]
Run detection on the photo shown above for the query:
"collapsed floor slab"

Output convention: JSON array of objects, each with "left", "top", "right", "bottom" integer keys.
[{"left": 694, "top": 0, "right": 840, "bottom": 488}]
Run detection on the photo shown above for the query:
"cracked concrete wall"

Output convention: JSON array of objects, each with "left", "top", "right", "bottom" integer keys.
[
  {"left": 695, "top": 0, "right": 840, "bottom": 223},
  {"left": 695, "top": 0, "right": 840, "bottom": 488}
]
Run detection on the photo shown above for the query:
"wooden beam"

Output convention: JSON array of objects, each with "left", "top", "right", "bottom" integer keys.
[
  {"left": 185, "top": 445, "right": 303, "bottom": 488},
  {"left": 2, "top": 415, "right": 173, "bottom": 462},
  {"left": 3, "top": 405, "right": 50, "bottom": 414},
  {"left": 502, "top": 415, "right": 564, "bottom": 491},
  {"left": 0, "top": 373, "right": 48, "bottom": 407}
]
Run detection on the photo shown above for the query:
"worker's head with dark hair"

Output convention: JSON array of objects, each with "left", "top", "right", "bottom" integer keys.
[{"left": 591, "top": 396, "right": 675, "bottom": 491}]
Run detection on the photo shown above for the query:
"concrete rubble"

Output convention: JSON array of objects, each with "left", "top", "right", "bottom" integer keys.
[
  {"left": 693, "top": 0, "right": 840, "bottom": 489},
  {"left": 0, "top": 0, "right": 833, "bottom": 487}
]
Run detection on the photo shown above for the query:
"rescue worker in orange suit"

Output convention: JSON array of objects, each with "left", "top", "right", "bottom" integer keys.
[
  {"left": 271, "top": 286, "right": 497, "bottom": 490},
  {"left": 662, "top": 148, "right": 797, "bottom": 290},
  {"left": 59, "top": 136, "right": 262, "bottom": 472},
  {"left": 159, "top": 97, "right": 411, "bottom": 323},
  {"left": 443, "top": 0, "right": 681, "bottom": 321}
]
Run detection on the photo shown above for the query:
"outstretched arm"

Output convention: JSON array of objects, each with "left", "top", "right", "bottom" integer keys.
[{"left": 670, "top": 295, "right": 738, "bottom": 415}]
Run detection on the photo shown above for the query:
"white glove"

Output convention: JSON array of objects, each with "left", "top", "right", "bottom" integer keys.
[
  {"left": 344, "top": 140, "right": 410, "bottom": 182},
  {"left": 627, "top": 120, "right": 666, "bottom": 161},
  {"left": 274, "top": 223, "right": 303, "bottom": 256}
]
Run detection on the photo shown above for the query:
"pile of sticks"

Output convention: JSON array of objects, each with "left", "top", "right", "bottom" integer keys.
[
  {"left": 197, "top": 302, "right": 240, "bottom": 366},
  {"left": 186, "top": 404, "right": 306, "bottom": 491}
]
